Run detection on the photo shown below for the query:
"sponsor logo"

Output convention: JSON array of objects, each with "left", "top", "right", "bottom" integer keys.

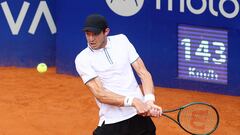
[
  {"left": 106, "top": 0, "right": 239, "bottom": 18},
  {"left": 106, "top": 0, "right": 144, "bottom": 16},
  {"left": 156, "top": 0, "right": 239, "bottom": 19},
  {"left": 0, "top": 1, "right": 56, "bottom": 35}
]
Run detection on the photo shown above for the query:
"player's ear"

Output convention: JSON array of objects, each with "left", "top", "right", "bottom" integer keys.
[{"left": 104, "top": 28, "right": 110, "bottom": 36}]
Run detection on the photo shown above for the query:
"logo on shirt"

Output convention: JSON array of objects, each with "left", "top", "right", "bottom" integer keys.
[{"left": 106, "top": 0, "right": 144, "bottom": 17}]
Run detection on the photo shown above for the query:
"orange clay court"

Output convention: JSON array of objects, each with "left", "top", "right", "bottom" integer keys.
[{"left": 0, "top": 67, "right": 239, "bottom": 135}]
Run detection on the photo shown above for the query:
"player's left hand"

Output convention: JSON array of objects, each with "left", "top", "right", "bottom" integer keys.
[{"left": 146, "top": 101, "right": 162, "bottom": 117}]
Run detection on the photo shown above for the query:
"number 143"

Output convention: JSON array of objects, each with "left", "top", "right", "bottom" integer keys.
[{"left": 181, "top": 38, "right": 226, "bottom": 64}]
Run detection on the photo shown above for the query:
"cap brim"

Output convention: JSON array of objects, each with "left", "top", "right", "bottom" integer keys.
[{"left": 83, "top": 27, "right": 101, "bottom": 34}]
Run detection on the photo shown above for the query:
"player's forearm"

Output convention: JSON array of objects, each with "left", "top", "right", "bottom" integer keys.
[
  {"left": 94, "top": 88, "right": 125, "bottom": 106},
  {"left": 140, "top": 70, "right": 154, "bottom": 95},
  {"left": 138, "top": 70, "right": 157, "bottom": 103},
  {"left": 86, "top": 78, "right": 126, "bottom": 106},
  {"left": 131, "top": 58, "right": 155, "bottom": 96}
]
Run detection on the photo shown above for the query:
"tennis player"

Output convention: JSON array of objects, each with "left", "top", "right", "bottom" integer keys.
[{"left": 75, "top": 14, "right": 162, "bottom": 135}]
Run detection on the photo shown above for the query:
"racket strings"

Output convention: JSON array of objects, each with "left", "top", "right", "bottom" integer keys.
[{"left": 179, "top": 104, "right": 218, "bottom": 134}]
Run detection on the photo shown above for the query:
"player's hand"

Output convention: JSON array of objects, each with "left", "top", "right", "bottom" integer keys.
[
  {"left": 146, "top": 100, "right": 162, "bottom": 117},
  {"left": 132, "top": 98, "right": 149, "bottom": 116}
]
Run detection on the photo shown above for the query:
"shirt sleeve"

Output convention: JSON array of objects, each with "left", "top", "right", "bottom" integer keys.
[
  {"left": 75, "top": 53, "right": 97, "bottom": 84},
  {"left": 122, "top": 34, "right": 139, "bottom": 63}
]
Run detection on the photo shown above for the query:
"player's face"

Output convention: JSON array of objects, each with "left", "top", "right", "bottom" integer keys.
[{"left": 85, "top": 28, "right": 110, "bottom": 50}]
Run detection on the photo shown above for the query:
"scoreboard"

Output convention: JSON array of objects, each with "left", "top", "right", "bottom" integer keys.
[{"left": 178, "top": 25, "right": 228, "bottom": 84}]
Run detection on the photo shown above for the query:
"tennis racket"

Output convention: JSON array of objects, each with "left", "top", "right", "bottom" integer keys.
[{"left": 162, "top": 102, "right": 219, "bottom": 135}]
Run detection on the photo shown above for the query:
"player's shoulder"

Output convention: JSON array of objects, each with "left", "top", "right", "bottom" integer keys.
[
  {"left": 108, "top": 34, "right": 129, "bottom": 41},
  {"left": 75, "top": 48, "right": 91, "bottom": 63},
  {"left": 108, "top": 34, "right": 131, "bottom": 49}
]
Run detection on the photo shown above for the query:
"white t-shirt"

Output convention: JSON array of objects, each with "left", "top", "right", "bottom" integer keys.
[{"left": 75, "top": 34, "right": 144, "bottom": 125}]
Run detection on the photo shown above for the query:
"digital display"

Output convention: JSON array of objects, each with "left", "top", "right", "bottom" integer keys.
[{"left": 178, "top": 25, "right": 228, "bottom": 84}]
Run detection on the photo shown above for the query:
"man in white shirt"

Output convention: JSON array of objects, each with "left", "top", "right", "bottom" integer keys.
[{"left": 75, "top": 14, "right": 162, "bottom": 135}]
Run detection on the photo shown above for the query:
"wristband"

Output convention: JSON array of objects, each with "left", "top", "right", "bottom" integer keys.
[
  {"left": 144, "top": 94, "right": 155, "bottom": 102},
  {"left": 124, "top": 96, "right": 134, "bottom": 107}
]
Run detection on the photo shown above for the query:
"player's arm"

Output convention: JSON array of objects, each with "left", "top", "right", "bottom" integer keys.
[
  {"left": 131, "top": 57, "right": 162, "bottom": 117},
  {"left": 86, "top": 77, "right": 124, "bottom": 106},
  {"left": 85, "top": 77, "right": 149, "bottom": 114},
  {"left": 131, "top": 57, "right": 154, "bottom": 96}
]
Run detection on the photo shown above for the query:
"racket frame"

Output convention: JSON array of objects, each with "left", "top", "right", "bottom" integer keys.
[{"left": 162, "top": 102, "right": 220, "bottom": 135}]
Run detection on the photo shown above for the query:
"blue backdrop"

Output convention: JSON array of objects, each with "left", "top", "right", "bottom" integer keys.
[
  {"left": 0, "top": 0, "right": 56, "bottom": 67},
  {"left": 1, "top": 0, "right": 239, "bottom": 95}
]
